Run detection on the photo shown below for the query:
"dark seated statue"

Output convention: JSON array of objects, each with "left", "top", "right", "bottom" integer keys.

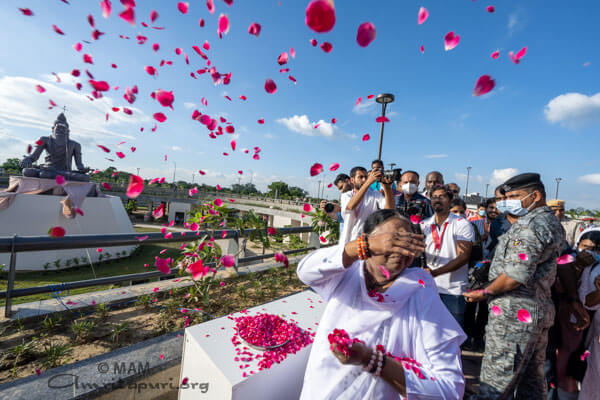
[{"left": 21, "top": 113, "right": 90, "bottom": 182}]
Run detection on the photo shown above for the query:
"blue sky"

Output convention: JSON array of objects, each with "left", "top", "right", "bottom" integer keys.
[{"left": 0, "top": 1, "right": 599, "bottom": 208}]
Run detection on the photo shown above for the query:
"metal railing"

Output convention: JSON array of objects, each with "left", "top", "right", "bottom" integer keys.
[{"left": 0, "top": 226, "right": 320, "bottom": 318}]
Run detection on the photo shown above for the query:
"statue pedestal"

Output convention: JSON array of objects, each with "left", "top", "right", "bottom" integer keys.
[
  {"left": 179, "top": 290, "right": 325, "bottom": 400},
  {"left": 0, "top": 192, "right": 135, "bottom": 271}
]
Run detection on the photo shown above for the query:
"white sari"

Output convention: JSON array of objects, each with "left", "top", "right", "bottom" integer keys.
[{"left": 297, "top": 245, "right": 466, "bottom": 400}]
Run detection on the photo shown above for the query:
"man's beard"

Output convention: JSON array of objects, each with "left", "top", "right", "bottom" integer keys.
[{"left": 433, "top": 203, "right": 445, "bottom": 213}]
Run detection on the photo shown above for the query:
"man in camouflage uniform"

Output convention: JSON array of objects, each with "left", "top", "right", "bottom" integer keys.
[{"left": 464, "top": 173, "right": 565, "bottom": 399}]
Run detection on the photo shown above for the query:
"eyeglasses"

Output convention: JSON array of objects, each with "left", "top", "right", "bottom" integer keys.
[{"left": 431, "top": 195, "right": 448, "bottom": 201}]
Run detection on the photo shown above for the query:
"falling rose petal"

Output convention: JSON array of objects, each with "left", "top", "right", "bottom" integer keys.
[
  {"left": 418, "top": 7, "right": 429, "bottom": 25},
  {"left": 303, "top": 203, "right": 313, "bottom": 212},
  {"left": 145, "top": 65, "right": 157, "bottom": 76},
  {"left": 329, "top": 162, "right": 340, "bottom": 171},
  {"left": 376, "top": 116, "right": 390, "bottom": 123},
  {"left": 378, "top": 265, "right": 390, "bottom": 280},
  {"left": 418, "top": 278, "right": 425, "bottom": 287},
  {"left": 444, "top": 31, "right": 460, "bottom": 51},
  {"left": 49, "top": 226, "right": 66, "bottom": 238},
  {"left": 153, "top": 112, "right": 167, "bottom": 122},
  {"left": 517, "top": 309, "right": 532, "bottom": 323},
  {"left": 420, "top": 45, "right": 425, "bottom": 54},
  {"left": 362, "top": 133, "right": 370, "bottom": 141},
  {"left": 491, "top": 50, "right": 500, "bottom": 59},
  {"left": 89, "top": 80, "right": 110, "bottom": 91},
  {"left": 35, "top": 85, "right": 46, "bottom": 93},
  {"left": 100, "top": 0, "right": 112, "bottom": 18},
  {"left": 319, "top": 236, "right": 327, "bottom": 243},
  {"left": 83, "top": 53, "right": 93, "bottom": 64},
  {"left": 206, "top": 0, "right": 215, "bottom": 14},
  {"left": 473, "top": 74, "right": 496, "bottom": 96},
  {"left": 115, "top": 151, "right": 125, "bottom": 159},
  {"left": 491, "top": 305, "right": 502, "bottom": 316},
  {"left": 73, "top": 42, "right": 83, "bottom": 52},
  {"left": 203, "top": 40, "right": 210, "bottom": 50},
  {"left": 509, "top": 46, "right": 527, "bottom": 64},
  {"left": 486, "top": 5, "right": 495, "bottom": 13},
  {"left": 518, "top": 253, "right": 528, "bottom": 261},
  {"left": 264, "top": 78, "right": 277, "bottom": 94},
  {"left": 258, "top": 118, "right": 264, "bottom": 124},
  {"left": 557, "top": 254, "right": 575, "bottom": 265},
  {"left": 277, "top": 52, "right": 289, "bottom": 65},
  {"left": 152, "top": 43, "right": 160, "bottom": 52},
  {"left": 52, "top": 25, "right": 65, "bottom": 35},
  {"left": 410, "top": 215, "right": 422, "bottom": 224},
  {"left": 231, "top": 140, "right": 237, "bottom": 151},
  {"left": 55, "top": 175, "right": 66, "bottom": 185},
  {"left": 356, "top": 22, "right": 376, "bottom": 47},
  {"left": 214, "top": 198, "right": 223, "bottom": 206},
  {"left": 19, "top": 8, "right": 34, "bottom": 16},
  {"left": 331, "top": 118, "right": 336, "bottom": 124},
  {"left": 355, "top": 97, "right": 362, "bottom": 106},
  {"left": 310, "top": 163, "right": 324, "bottom": 176},
  {"left": 248, "top": 22, "right": 261, "bottom": 37},
  {"left": 305, "top": 0, "right": 336, "bottom": 33},
  {"left": 221, "top": 254, "right": 235, "bottom": 267},
  {"left": 126, "top": 175, "right": 144, "bottom": 199},
  {"left": 217, "top": 14, "right": 230, "bottom": 37},
  {"left": 288, "top": 75, "right": 297, "bottom": 84},
  {"left": 177, "top": 2, "right": 189, "bottom": 14},
  {"left": 101, "top": 182, "right": 112, "bottom": 190},
  {"left": 580, "top": 350, "right": 590, "bottom": 361},
  {"left": 150, "top": 10, "right": 159, "bottom": 23},
  {"left": 119, "top": 7, "right": 135, "bottom": 26},
  {"left": 153, "top": 203, "right": 165, "bottom": 219},
  {"left": 310, "top": 38, "right": 318, "bottom": 47},
  {"left": 320, "top": 42, "right": 333, "bottom": 53},
  {"left": 155, "top": 90, "right": 175, "bottom": 109}
]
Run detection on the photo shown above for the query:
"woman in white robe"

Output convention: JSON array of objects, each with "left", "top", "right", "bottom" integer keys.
[
  {"left": 297, "top": 209, "right": 466, "bottom": 399},
  {"left": 576, "top": 228, "right": 600, "bottom": 400}
]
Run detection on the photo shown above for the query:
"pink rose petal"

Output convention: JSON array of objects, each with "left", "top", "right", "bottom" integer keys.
[
  {"left": 491, "top": 50, "right": 500, "bottom": 59},
  {"left": 486, "top": 5, "right": 495, "bottom": 13},
  {"left": 491, "top": 305, "right": 502, "bottom": 316},
  {"left": 277, "top": 52, "right": 289, "bottom": 65},
  {"left": 264, "top": 78, "right": 277, "bottom": 94},
  {"left": 248, "top": 22, "right": 261, "bottom": 37},
  {"left": 362, "top": 133, "right": 370, "bottom": 141},
  {"left": 517, "top": 308, "right": 532, "bottom": 323},
  {"left": 221, "top": 254, "right": 235, "bottom": 267},
  {"left": 444, "top": 31, "right": 460, "bottom": 51},
  {"left": 303, "top": 203, "right": 312, "bottom": 212},
  {"left": 376, "top": 116, "right": 390, "bottom": 123},
  {"left": 119, "top": 7, "right": 135, "bottom": 26},
  {"left": 153, "top": 112, "right": 167, "bottom": 123},
  {"left": 418, "top": 7, "right": 429, "bottom": 25},
  {"left": 177, "top": 2, "right": 189, "bottom": 14},
  {"left": 410, "top": 215, "right": 422, "bottom": 224},
  {"left": 305, "top": 0, "right": 336, "bottom": 33},
  {"left": 557, "top": 254, "right": 575, "bottom": 265},
  {"left": 320, "top": 42, "right": 333, "bottom": 53},
  {"left": 49, "top": 226, "right": 66, "bottom": 238},
  {"left": 356, "top": 22, "right": 376, "bottom": 47},
  {"left": 473, "top": 74, "right": 496, "bottom": 96},
  {"left": 310, "top": 163, "right": 324, "bottom": 176},
  {"left": 217, "top": 14, "right": 230, "bottom": 37},
  {"left": 126, "top": 175, "right": 144, "bottom": 199},
  {"left": 418, "top": 278, "right": 425, "bottom": 287},
  {"left": 329, "top": 162, "right": 340, "bottom": 171},
  {"left": 378, "top": 265, "right": 390, "bottom": 280},
  {"left": 509, "top": 46, "right": 527, "bottom": 64},
  {"left": 518, "top": 253, "right": 528, "bottom": 261},
  {"left": 55, "top": 175, "right": 66, "bottom": 185}
]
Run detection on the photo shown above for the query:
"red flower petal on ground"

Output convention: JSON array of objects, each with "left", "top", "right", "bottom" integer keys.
[
  {"left": 320, "top": 42, "right": 333, "bottom": 53},
  {"left": 356, "top": 22, "right": 376, "bottom": 47},
  {"left": 49, "top": 226, "right": 66, "bottom": 238},
  {"left": 177, "top": 2, "right": 189, "bottom": 14},
  {"left": 473, "top": 75, "right": 495, "bottom": 96},
  {"left": 305, "top": 0, "right": 336, "bottom": 33},
  {"left": 248, "top": 22, "right": 261, "bottom": 36},
  {"left": 264, "top": 78, "right": 277, "bottom": 94}
]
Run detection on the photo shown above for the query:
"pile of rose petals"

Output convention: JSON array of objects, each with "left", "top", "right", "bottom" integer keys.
[{"left": 328, "top": 328, "right": 362, "bottom": 357}]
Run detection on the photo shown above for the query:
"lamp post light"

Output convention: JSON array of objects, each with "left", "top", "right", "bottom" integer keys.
[
  {"left": 465, "top": 166, "right": 472, "bottom": 196},
  {"left": 555, "top": 177, "right": 562, "bottom": 199},
  {"left": 375, "top": 93, "right": 395, "bottom": 161},
  {"left": 485, "top": 183, "right": 490, "bottom": 198},
  {"left": 172, "top": 161, "right": 177, "bottom": 184}
]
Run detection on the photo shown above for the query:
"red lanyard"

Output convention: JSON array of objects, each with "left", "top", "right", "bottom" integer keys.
[{"left": 431, "top": 222, "right": 449, "bottom": 251}]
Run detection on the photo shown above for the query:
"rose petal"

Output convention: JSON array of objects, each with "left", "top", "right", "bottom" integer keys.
[
  {"left": 418, "top": 7, "right": 429, "bottom": 25},
  {"left": 177, "top": 2, "right": 189, "bottom": 14},
  {"left": 305, "top": 0, "right": 336, "bottom": 33},
  {"left": 277, "top": 52, "right": 289, "bottom": 66},
  {"left": 248, "top": 22, "right": 261, "bottom": 37},
  {"left": 362, "top": 134, "right": 370, "bottom": 141},
  {"left": 518, "top": 253, "right": 528, "bottom": 261},
  {"left": 486, "top": 5, "right": 495, "bottom": 13},
  {"left": 509, "top": 46, "right": 527, "bottom": 64},
  {"left": 491, "top": 50, "right": 500, "bottom": 59},
  {"left": 517, "top": 308, "right": 532, "bottom": 323},
  {"left": 19, "top": 8, "right": 34, "bottom": 16},
  {"left": 310, "top": 163, "right": 323, "bottom": 176},
  {"left": 557, "top": 254, "right": 575, "bottom": 265},
  {"left": 329, "top": 162, "right": 340, "bottom": 171},
  {"left": 52, "top": 25, "right": 65, "bottom": 35},
  {"left": 264, "top": 78, "right": 277, "bottom": 94},
  {"left": 206, "top": 0, "right": 215, "bottom": 14},
  {"left": 320, "top": 42, "right": 333, "bottom": 53},
  {"left": 376, "top": 116, "right": 390, "bottom": 123},
  {"left": 356, "top": 22, "right": 376, "bottom": 47},
  {"left": 153, "top": 112, "right": 167, "bottom": 122},
  {"left": 49, "top": 226, "right": 66, "bottom": 238},
  {"left": 119, "top": 7, "right": 135, "bottom": 26},
  {"left": 55, "top": 175, "right": 66, "bottom": 185},
  {"left": 444, "top": 31, "right": 460, "bottom": 51},
  {"left": 217, "top": 14, "right": 230, "bottom": 37},
  {"left": 303, "top": 203, "right": 312, "bottom": 212},
  {"left": 126, "top": 175, "right": 144, "bottom": 199},
  {"left": 491, "top": 305, "right": 502, "bottom": 316},
  {"left": 378, "top": 265, "right": 390, "bottom": 280},
  {"left": 221, "top": 254, "right": 235, "bottom": 267},
  {"left": 473, "top": 74, "right": 496, "bottom": 96}
]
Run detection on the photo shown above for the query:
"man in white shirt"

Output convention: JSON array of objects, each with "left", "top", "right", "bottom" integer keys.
[
  {"left": 339, "top": 166, "right": 394, "bottom": 244},
  {"left": 422, "top": 184, "right": 474, "bottom": 328}
]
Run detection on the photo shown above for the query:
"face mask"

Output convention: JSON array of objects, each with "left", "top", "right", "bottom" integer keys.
[
  {"left": 496, "top": 200, "right": 508, "bottom": 214},
  {"left": 504, "top": 192, "right": 534, "bottom": 217},
  {"left": 452, "top": 212, "right": 465, "bottom": 218},
  {"left": 478, "top": 210, "right": 486, "bottom": 217},
  {"left": 584, "top": 249, "right": 600, "bottom": 263},
  {"left": 401, "top": 183, "right": 418, "bottom": 195}
]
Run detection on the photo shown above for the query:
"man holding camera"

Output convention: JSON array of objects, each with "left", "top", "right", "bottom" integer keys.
[
  {"left": 339, "top": 166, "right": 395, "bottom": 244},
  {"left": 395, "top": 170, "right": 433, "bottom": 221}
]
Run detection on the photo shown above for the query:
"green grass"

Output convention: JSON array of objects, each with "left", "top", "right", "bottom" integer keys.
[{"left": 0, "top": 227, "right": 183, "bottom": 307}]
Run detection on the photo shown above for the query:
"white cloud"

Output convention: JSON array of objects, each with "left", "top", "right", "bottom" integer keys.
[
  {"left": 171, "top": 146, "right": 183, "bottom": 151},
  {"left": 264, "top": 133, "right": 275, "bottom": 139},
  {"left": 183, "top": 102, "right": 197, "bottom": 109},
  {"left": 544, "top": 92, "right": 600, "bottom": 128},
  {"left": 276, "top": 114, "right": 337, "bottom": 137},
  {"left": 352, "top": 99, "right": 376, "bottom": 115},
  {"left": 0, "top": 76, "right": 150, "bottom": 145},
  {"left": 507, "top": 10, "right": 526, "bottom": 36},
  {"left": 578, "top": 174, "right": 600, "bottom": 185},
  {"left": 491, "top": 168, "right": 519, "bottom": 184},
  {"left": 42, "top": 72, "right": 79, "bottom": 87},
  {"left": 425, "top": 154, "right": 448, "bottom": 159}
]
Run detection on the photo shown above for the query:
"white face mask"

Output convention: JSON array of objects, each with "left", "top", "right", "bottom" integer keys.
[{"left": 401, "top": 183, "right": 418, "bottom": 195}]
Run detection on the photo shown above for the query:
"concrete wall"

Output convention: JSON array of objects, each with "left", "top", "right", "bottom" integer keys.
[{"left": 0, "top": 194, "right": 135, "bottom": 271}]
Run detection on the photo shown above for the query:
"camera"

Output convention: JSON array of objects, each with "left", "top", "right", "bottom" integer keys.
[
  {"left": 396, "top": 199, "right": 430, "bottom": 220},
  {"left": 324, "top": 203, "right": 335, "bottom": 213},
  {"left": 375, "top": 168, "right": 402, "bottom": 182}
]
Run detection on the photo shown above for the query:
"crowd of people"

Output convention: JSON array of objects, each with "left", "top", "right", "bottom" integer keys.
[{"left": 299, "top": 160, "right": 599, "bottom": 399}]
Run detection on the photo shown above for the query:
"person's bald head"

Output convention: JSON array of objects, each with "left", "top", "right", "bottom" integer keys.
[{"left": 425, "top": 171, "right": 444, "bottom": 192}]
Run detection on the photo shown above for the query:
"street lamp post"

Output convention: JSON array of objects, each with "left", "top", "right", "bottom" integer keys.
[
  {"left": 485, "top": 183, "right": 490, "bottom": 198},
  {"left": 465, "top": 166, "right": 472, "bottom": 196},
  {"left": 192, "top": 173, "right": 195, "bottom": 185},
  {"left": 375, "top": 93, "right": 395, "bottom": 161},
  {"left": 555, "top": 177, "right": 562, "bottom": 199},
  {"left": 317, "top": 180, "right": 322, "bottom": 200},
  {"left": 172, "top": 161, "right": 177, "bottom": 184},
  {"left": 136, "top": 167, "right": 140, "bottom": 176}
]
